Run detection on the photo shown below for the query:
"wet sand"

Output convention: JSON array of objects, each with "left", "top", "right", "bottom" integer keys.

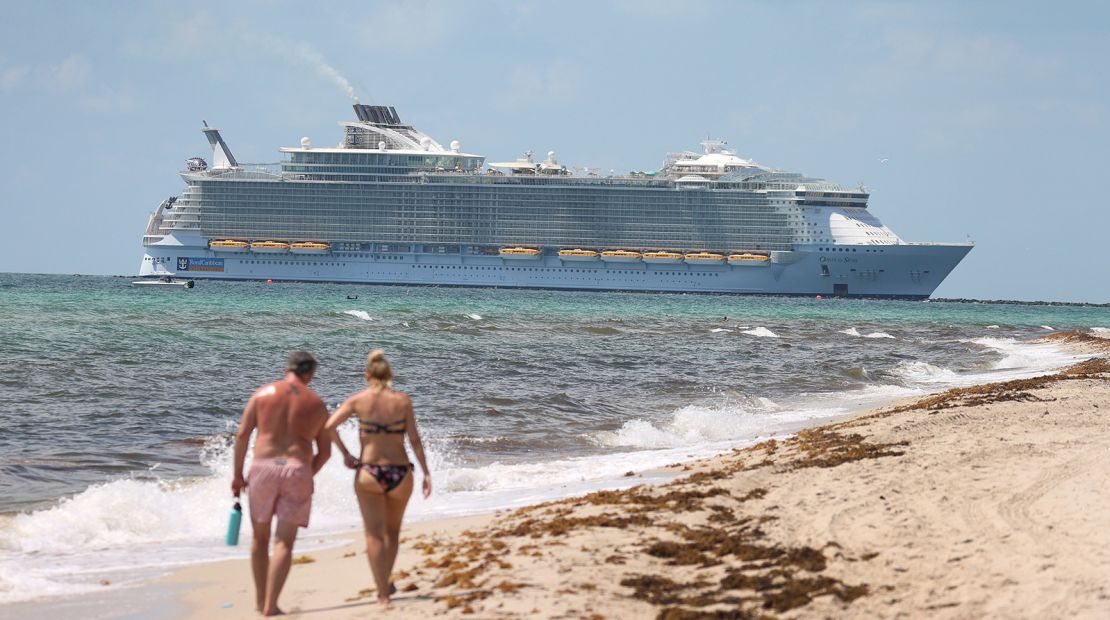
[{"left": 157, "top": 345, "right": 1110, "bottom": 619}]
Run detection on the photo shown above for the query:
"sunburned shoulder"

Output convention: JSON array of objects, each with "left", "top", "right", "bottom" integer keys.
[{"left": 254, "top": 382, "right": 282, "bottom": 399}]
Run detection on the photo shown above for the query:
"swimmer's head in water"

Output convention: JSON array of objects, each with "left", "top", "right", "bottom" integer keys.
[
  {"left": 366, "top": 349, "right": 393, "bottom": 387},
  {"left": 285, "top": 351, "right": 318, "bottom": 379}
]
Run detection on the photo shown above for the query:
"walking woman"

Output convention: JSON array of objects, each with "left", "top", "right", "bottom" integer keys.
[{"left": 325, "top": 349, "right": 432, "bottom": 606}]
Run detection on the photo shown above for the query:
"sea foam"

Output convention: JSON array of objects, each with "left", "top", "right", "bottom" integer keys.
[
  {"left": 891, "top": 361, "right": 962, "bottom": 384},
  {"left": 840, "top": 326, "right": 895, "bottom": 339},
  {"left": 343, "top": 310, "right": 373, "bottom": 321},
  {"left": 741, "top": 327, "right": 779, "bottom": 338},
  {"left": 967, "top": 337, "right": 1084, "bottom": 375},
  {"left": 594, "top": 402, "right": 779, "bottom": 449}
]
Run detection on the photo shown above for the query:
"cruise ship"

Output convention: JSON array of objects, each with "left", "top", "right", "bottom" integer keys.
[{"left": 137, "top": 104, "right": 972, "bottom": 298}]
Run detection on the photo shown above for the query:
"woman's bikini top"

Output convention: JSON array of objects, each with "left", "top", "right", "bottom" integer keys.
[{"left": 359, "top": 417, "right": 406, "bottom": 435}]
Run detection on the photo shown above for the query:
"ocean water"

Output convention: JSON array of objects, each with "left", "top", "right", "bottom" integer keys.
[{"left": 0, "top": 273, "right": 1106, "bottom": 603}]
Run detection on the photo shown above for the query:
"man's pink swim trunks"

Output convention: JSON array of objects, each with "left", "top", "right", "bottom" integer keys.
[{"left": 248, "top": 457, "right": 313, "bottom": 527}]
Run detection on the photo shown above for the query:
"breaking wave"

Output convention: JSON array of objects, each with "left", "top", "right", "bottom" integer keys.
[
  {"left": 342, "top": 309, "right": 373, "bottom": 321},
  {"left": 890, "top": 361, "right": 961, "bottom": 384},
  {"left": 840, "top": 326, "right": 895, "bottom": 339}
]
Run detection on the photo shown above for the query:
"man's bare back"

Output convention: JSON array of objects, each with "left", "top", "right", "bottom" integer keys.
[{"left": 249, "top": 378, "right": 329, "bottom": 465}]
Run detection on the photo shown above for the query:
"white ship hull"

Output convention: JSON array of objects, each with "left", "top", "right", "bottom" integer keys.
[{"left": 140, "top": 234, "right": 972, "bottom": 299}]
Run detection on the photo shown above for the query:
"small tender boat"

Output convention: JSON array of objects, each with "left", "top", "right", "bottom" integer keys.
[
  {"left": 600, "top": 250, "right": 642, "bottom": 263},
  {"left": 684, "top": 251, "right": 726, "bottom": 264},
  {"left": 728, "top": 252, "right": 771, "bottom": 266},
  {"left": 290, "top": 242, "right": 331, "bottom": 254},
  {"left": 132, "top": 277, "right": 195, "bottom": 289},
  {"left": 209, "top": 240, "right": 249, "bottom": 252},
  {"left": 558, "top": 248, "right": 599, "bottom": 261},
  {"left": 642, "top": 251, "right": 684, "bottom": 264},
  {"left": 499, "top": 247, "right": 541, "bottom": 259},
  {"left": 251, "top": 241, "right": 290, "bottom": 253}
]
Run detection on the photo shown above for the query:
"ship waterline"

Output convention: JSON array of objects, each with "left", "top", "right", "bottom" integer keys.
[{"left": 137, "top": 104, "right": 971, "bottom": 298}]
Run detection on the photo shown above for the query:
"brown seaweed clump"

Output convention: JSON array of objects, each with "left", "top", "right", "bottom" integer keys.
[
  {"left": 785, "top": 428, "right": 907, "bottom": 470},
  {"left": 624, "top": 509, "right": 870, "bottom": 618},
  {"left": 494, "top": 512, "right": 654, "bottom": 539}
]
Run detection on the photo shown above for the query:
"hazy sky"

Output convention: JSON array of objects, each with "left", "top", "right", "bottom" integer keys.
[{"left": 1, "top": 1, "right": 1107, "bottom": 302}]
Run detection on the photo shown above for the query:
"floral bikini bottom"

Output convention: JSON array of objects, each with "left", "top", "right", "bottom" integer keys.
[{"left": 359, "top": 463, "right": 414, "bottom": 492}]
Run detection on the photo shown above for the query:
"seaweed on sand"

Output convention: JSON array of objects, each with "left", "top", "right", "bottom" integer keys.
[
  {"left": 785, "top": 428, "right": 907, "bottom": 470},
  {"left": 887, "top": 357, "right": 1109, "bottom": 414}
]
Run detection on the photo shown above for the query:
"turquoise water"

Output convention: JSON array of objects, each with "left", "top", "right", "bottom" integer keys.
[{"left": 0, "top": 272, "right": 1105, "bottom": 603}]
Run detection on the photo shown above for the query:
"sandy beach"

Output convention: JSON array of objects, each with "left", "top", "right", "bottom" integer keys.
[{"left": 153, "top": 337, "right": 1110, "bottom": 619}]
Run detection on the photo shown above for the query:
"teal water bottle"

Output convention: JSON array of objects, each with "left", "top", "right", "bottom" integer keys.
[{"left": 226, "top": 498, "right": 243, "bottom": 546}]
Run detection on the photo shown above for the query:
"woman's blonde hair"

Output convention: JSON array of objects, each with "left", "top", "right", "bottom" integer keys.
[{"left": 366, "top": 349, "right": 393, "bottom": 387}]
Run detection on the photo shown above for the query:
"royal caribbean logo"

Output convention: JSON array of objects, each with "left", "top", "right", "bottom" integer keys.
[{"left": 177, "top": 257, "right": 225, "bottom": 272}]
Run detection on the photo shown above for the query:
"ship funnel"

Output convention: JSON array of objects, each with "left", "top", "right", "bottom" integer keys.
[{"left": 353, "top": 104, "right": 403, "bottom": 125}]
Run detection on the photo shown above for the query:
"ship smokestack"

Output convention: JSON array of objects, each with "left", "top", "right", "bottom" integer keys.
[{"left": 353, "top": 104, "right": 403, "bottom": 126}]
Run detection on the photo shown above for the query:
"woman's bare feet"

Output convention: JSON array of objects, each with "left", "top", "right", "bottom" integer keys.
[{"left": 262, "top": 606, "right": 285, "bottom": 616}]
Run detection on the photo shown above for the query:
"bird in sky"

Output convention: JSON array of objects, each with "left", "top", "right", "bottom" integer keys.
[{"left": 878, "top": 157, "right": 890, "bottom": 164}]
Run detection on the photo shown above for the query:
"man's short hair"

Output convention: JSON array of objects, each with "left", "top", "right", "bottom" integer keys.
[{"left": 285, "top": 351, "right": 318, "bottom": 377}]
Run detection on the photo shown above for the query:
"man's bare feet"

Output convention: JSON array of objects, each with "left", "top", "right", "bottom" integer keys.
[
  {"left": 262, "top": 606, "right": 285, "bottom": 616},
  {"left": 376, "top": 597, "right": 393, "bottom": 609}
]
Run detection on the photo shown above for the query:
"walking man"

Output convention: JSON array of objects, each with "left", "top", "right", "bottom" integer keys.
[{"left": 232, "top": 351, "right": 331, "bottom": 616}]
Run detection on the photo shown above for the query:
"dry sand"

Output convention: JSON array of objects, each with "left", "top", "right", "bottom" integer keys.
[{"left": 165, "top": 350, "right": 1110, "bottom": 619}]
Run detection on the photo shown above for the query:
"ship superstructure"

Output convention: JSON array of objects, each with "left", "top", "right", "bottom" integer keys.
[{"left": 138, "top": 104, "right": 971, "bottom": 298}]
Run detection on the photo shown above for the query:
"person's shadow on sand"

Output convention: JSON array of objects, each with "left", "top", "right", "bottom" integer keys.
[{"left": 290, "top": 592, "right": 436, "bottom": 615}]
